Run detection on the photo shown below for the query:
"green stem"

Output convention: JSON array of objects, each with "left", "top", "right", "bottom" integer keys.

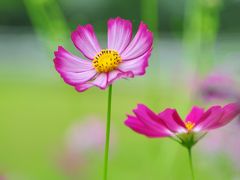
[
  {"left": 187, "top": 147, "right": 195, "bottom": 180},
  {"left": 103, "top": 85, "right": 113, "bottom": 180}
]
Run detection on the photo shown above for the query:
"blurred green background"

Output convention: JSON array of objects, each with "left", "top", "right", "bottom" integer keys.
[{"left": 0, "top": 0, "right": 240, "bottom": 179}]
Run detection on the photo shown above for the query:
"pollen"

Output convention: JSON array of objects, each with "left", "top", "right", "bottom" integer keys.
[
  {"left": 185, "top": 121, "right": 195, "bottom": 131},
  {"left": 92, "top": 49, "right": 122, "bottom": 73}
]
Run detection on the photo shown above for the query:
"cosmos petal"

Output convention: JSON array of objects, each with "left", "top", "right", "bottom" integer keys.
[
  {"left": 121, "top": 22, "right": 153, "bottom": 60},
  {"left": 54, "top": 46, "right": 97, "bottom": 85},
  {"left": 125, "top": 115, "right": 171, "bottom": 138},
  {"left": 206, "top": 102, "right": 240, "bottom": 129},
  {"left": 131, "top": 104, "right": 173, "bottom": 135},
  {"left": 75, "top": 73, "right": 108, "bottom": 92},
  {"left": 193, "top": 106, "right": 223, "bottom": 131},
  {"left": 118, "top": 49, "right": 151, "bottom": 76},
  {"left": 158, "top": 108, "right": 186, "bottom": 133},
  {"left": 71, "top": 24, "right": 101, "bottom": 60},
  {"left": 185, "top": 106, "right": 205, "bottom": 124},
  {"left": 107, "top": 70, "right": 134, "bottom": 85},
  {"left": 107, "top": 17, "right": 132, "bottom": 54}
]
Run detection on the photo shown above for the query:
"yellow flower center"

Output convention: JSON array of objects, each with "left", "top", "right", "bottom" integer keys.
[
  {"left": 185, "top": 121, "right": 195, "bottom": 131},
  {"left": 92, "top": 49, "right": 122, "bottom": 73}
]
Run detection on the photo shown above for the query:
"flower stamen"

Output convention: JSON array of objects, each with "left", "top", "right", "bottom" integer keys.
[
  {"left": 92, "top": 49, "right": 122, "bottom": 73},
  {"left": 185, "top": 121, "right": 195, "bottom": 131}
]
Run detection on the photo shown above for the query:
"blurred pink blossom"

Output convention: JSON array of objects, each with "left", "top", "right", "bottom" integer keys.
[
  {"left": 198, "top": 121, "right": 240, "bottom": 169},
  {"left": 57, "top": 116, "right": 116, "bottom": 176},
  {"left": 198, "top": 73, "right": 240, "bottom": 103},
  {"left": 0, "top": 176, "right": 6, "bottom": 180},
  {"left": 65, "top": 117, "right": 106, "bottom": 153}
]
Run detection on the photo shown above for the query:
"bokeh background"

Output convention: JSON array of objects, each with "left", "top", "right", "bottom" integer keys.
[{"left": 0, "top": 0, "right": 240, "bottom": 179}]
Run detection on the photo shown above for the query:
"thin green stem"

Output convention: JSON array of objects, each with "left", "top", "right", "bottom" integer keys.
[
  {"left": 103, "top": 85, "right": 113, "bottom": 180},
  {"left": 187, "top": 147, "right": 195, "bottom": 180}
]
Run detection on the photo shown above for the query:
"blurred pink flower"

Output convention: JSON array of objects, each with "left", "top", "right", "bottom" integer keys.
[
  {"left": 199, "top": 73, "right": 240, "bottom": 102},
  {"left": 199, "top": 121, "right": 240, "bottom": 169},
  {"left": 125, "top": 103, "right": 240, "bottom": 147},
  {"left": 65, "top": 118, "right": 106, "bottom": 153},
  {"left": 0, "top": 176, "right": 6, "bottom": 180},
  {"left": 57, "top": 117, "right": 115, "bottom": 176},
  {"left": 54, "top": 17, "right": 153, "bottom": 92}
]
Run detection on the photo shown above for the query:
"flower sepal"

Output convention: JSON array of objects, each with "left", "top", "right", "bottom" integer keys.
[
  {"left": 178, "top": 133, "right": 196, "bottom": 149},
  {"left": 176, "top": 132, "right": 207, "bottom": 149}
]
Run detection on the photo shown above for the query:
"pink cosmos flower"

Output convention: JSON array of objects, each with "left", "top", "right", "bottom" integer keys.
[
  {"left": 54, "top": 17, "right": 153, "bottom": 92},
  {"left": 125, "top": 103, "right": 240, "bottom": 147}
]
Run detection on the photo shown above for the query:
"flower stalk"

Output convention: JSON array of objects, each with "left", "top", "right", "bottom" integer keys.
[
  {"left": 187, "top": 147, "right": 195, "bottom": 180},
  {"left": 103, "top": 85, "right": 113, "bottom": 180}
]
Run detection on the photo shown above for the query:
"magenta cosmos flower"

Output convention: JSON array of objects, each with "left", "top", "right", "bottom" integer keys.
[
  {"left": 125, "top": 103, "right": 240, "bottom": 148},
  {"left": 54, "top": 17, "right": 153, "bottom": 92}
]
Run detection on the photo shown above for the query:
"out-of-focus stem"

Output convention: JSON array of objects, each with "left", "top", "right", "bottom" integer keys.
[
  {"left": 141, "top": 0, "right": 158, "bottom": 34},
  {"left": 201, "top": 1, "right": 221, "bottom": 73},
  {"left": 183, "top": 0, "right": 222, "bottom": 75},
  {"left": 23, "top": 0, "right": 70, "bottom": 53}
]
